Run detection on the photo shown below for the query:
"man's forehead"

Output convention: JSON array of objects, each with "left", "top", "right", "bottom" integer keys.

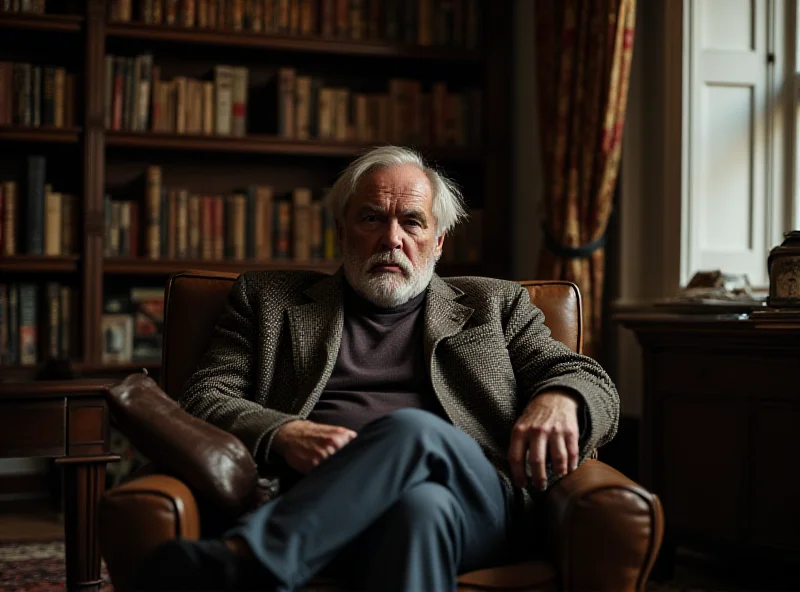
[{"left": 352, "top": 167, "right": 433, "bottom": 210}]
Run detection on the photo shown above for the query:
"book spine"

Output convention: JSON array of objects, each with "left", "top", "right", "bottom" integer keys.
[
  {"left": 213, "top": 196, "right": 224, "bottom": 260},
  {"left": 46, "top": 282, "right": 59, "bottom": 359},
  {"left": 59, "top": 285, "right": 71, "bottom": 358},
  {"left": 26, "top": 156, "right": 45, "bottom": 255},
  {"left": 231, "top": 67, "right": 248, "bottom": 137},
  {"left": 44, "top": 190, "right": 62, "bottom": 256},
  {"left": 18, "top": 283, "right": 37, "bottom": 366},
  {"left": 7, "top": 284, "right": 19, "bottom": 365},
  {"left": 2, "top": 181, "right": 16, "bottom": 255},
  {"left": 214, "top": 65, "right": 235, "bottom": 136},
  {"left": 274, "top": 200, "right": 291, "bottom": 259},
  {"left": 292, "top": 188, "right": 311, "bottom": 261}
]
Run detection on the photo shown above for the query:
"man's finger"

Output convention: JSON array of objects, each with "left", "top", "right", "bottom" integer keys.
[
  {"left": 549, "top": 431, "right": 568, "bottom": 477},
  {"left": 566, "top": 429, "right": 579, "bottom": 472},
  {"left": 507, "top": 429, "right": 528, "bottom": 488},
  {"left": 528, "top": 430, "right": 548, "bottom": 490}
]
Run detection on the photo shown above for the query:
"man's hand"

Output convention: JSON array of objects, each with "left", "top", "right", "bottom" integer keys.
[
  {"left": 272, "top": 420, "right": 357, "bottom": 475},
  {"left": 508, "top": 391, "right": 581, "bottom": 490}
]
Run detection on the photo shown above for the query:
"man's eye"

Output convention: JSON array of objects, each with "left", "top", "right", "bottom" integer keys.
[
  {"left": 406, "top": 220, "right": 422, "bottom": 227},
  {"left": 363, "top": 215, "right": 377, "bottom": 223}
]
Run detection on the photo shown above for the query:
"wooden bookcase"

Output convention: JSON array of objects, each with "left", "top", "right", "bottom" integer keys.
[{"left": 0, "top": 0, "right": 512, "bottom": 382}]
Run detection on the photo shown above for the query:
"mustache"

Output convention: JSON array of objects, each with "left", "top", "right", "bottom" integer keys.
[{"left": 365, "top": 251, "right": 413, "bottom": 275}]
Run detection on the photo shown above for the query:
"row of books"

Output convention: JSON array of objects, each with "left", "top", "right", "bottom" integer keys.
[
  {"left": 272, "top": 72, "right": 482, "bottom": 147},
  {"left": 105, "top": 166, "right": 338, "bottom": 262},
  {"left": 1, "top": 1, "right": 46, "bottom": 13},
  {"left": 0, "top": 158, "right": 79, "bottom": 256},
  {"left": 0, "top": 282, "right": 72, "bottom": 366},
  {"left": 105, "top": 54, "right": 481, "bottom": 147},
  {"left": 103, "top": 287, "right": 164, "bottom": 364},
  {"left": 0, "top": 62, "right": 77, "bottom": 128},
  {"left": 104, "top": 55, "right": 249, "bottom": 136},
  {"left": 109, "top": 0, "right": 483, "bottom": 49}
]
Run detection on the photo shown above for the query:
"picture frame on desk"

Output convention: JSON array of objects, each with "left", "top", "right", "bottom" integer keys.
[{"left": 101, "top": 313, "right": 133, "bottom": 364}]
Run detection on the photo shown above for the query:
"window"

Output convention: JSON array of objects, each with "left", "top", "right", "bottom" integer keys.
[{"left": 681, "top": 0, "right": 798, "bottom": 287}]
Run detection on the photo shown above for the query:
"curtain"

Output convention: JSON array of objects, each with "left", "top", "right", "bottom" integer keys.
[{"left": 535, "top": 0, "right": 636, "bottom": 357}]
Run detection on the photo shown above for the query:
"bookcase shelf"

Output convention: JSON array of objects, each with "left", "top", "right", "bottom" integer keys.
[
  {"left": 0, "top": 126, "right": 81, "bottom": 144},
  {"left": 0, "top": 12, "right": 83, "bottom": 32},
  {"left": 0, "top": 255, "right": 79, "bottom": 272},
  {"left": 103, "top": 257, "right": 341, "bottom": 275},
  {"left": 105, "top": 22, "right": 485, "bottom": 64},
  {"left": 105, "top": 131, "right": 484, "bottom": 162},
  {"left": 0, "top": 0, "right": 512, "bottom": 380}
]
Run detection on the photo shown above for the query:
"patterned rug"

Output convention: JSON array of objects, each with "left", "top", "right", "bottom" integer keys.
[
  {"left": 0, "top": 539, "right": 112, "bottom": 592},
  {"left": 0, "top": 537, "right": 729, "bottom": 592}
]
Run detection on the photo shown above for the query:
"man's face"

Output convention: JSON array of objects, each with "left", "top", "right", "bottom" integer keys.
[{"left": 338, "top": 164, "right": 445, "bottom": 307}]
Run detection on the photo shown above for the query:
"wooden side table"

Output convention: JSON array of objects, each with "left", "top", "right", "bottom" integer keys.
[
  {"left": 0, "top": 379, "right": 119, "bottom": 592},
  {"left": 616, "top": 308, "right": 800, "bottom": 582}
]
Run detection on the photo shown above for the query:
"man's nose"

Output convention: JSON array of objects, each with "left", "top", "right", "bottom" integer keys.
[{"left": 381, "top": 221, "right": 403, "bottom": 251}]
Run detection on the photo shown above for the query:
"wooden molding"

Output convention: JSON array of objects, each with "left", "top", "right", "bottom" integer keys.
[
  {"left": 105, "top": 22, "right": 485, "bottom": 63},
  {"left": 0, "top": 255, "right": 79, "bottom": 272},
  {"left": 104, "top": 131, "right": 484, "bottom": 162},
  {"left": 0, "top": 12, "right": 83, "bottom": 32}
]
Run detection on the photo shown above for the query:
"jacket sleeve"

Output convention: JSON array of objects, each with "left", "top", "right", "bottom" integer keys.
[
  {"left": 503, "top": 284, "right": 620, "bottom": 453},
  {"left": 178, "top": 273, "right": 301, "bottom": 465}
]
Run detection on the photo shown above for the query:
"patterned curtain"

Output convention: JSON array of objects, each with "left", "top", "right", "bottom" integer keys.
[{"left": 535, "top": 0, "right": 636, "bottom": 357}]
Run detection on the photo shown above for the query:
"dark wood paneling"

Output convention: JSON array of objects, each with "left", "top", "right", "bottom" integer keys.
[
  {"left": 618, "top": 311, "right": 800, "bottom": 577},
  {"left": 750, "top": 405, "right": 800, "bottom": 549},
  {"left": 68, "top": 398, "right": 109, "bottom": 457},
  {"left": 105, "top": 22, "right": 485, "bottom": 63},
  {"left": 0, "top": 400, "right": 65, "bottom": 457},
  {"left": 0, "top": 12, "right": 83, "bottom": 32},
  {"left": 0, "top": 255, "right": 80, "bottom": 272}
]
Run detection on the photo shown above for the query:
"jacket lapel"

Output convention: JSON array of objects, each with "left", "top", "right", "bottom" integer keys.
[
  {"left": 423, "top": 274, "right": 474, "bottom": 369},
  {"left": 287, "top": 270, "right": 344, "bottom": 414}
]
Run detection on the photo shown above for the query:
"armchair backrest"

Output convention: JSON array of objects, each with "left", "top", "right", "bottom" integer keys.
[{"left": 161, "top": 272, "right": 583, "bottom": 398}]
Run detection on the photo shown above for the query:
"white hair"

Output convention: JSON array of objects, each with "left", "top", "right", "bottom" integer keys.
[{"left": 325, "top": 145, "right": 468, "bottom": 236}]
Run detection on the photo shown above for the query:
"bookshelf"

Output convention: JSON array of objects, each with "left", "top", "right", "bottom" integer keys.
[{"left": 0, "top": 0, "right": 513, "bottom": 380}]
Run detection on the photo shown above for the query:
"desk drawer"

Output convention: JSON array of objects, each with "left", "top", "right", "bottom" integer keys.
[{"left": 0, "top": 399, "right": 66, "bottom": 457}]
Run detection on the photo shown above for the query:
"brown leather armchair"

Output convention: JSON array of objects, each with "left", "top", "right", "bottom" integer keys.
[{"left": 99, "top": 271, "right": 663, "bottom": 592}]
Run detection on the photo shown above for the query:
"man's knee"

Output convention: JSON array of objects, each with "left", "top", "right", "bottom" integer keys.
[{"left": 389, "top": 483, "right": 463, "bottom": 543}]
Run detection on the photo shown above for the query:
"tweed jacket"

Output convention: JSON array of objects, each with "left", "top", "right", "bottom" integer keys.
[{"left": 179, "top": 269, "right": 619, "bottom": 508}]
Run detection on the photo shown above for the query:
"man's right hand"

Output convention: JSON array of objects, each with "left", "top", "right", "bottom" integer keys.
[{"left": 272, "top": 420, "right": 357, "bottom": 475}]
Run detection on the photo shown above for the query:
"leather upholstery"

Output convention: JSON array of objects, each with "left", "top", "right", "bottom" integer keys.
[
  {"left": 546, "top": 460, "right": 664, "bottom": 592},
  {"left": 519, "top": 280, "right": 582, "bottom": 354},
  {"left": 100, "top": 271, "right": 663, "bottom": 592},
  {"left": 162, "top": 270, "right": 239, "bottom": 399},
  {"left": 106, "top": 372, "right": 260, "bottom": 515},
  {"left": 99, "top": 473, "right": 200, "bottom": 592}
]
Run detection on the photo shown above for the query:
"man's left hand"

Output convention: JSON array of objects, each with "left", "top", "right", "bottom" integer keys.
[{"left": 508, "top": 391, "right": 581, "bottom": 490}]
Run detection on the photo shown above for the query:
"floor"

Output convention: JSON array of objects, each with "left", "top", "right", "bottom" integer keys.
[
  {"left": 0, "top": 502, "right": 793, "bottom": 591},
  {"left": 0, "top": 501, "right": 63, "bottom": 541}
]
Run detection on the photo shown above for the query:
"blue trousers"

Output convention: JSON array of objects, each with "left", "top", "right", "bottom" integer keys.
[{"left": 226, "top": 409, "right": 527, "bottom": 592}]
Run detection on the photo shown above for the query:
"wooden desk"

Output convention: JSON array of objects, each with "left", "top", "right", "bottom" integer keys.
[
  {"left": 616, "top": 310, "right": 800, "bottom": 573},
  {"left": 0, "top": 379, "right": 119, "bottom": 592}
]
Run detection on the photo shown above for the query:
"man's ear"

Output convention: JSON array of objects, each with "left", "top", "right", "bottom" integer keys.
[
  {"left": 435, "top": 233, "right": 445, "bottom": 258},
  {"left": 336, "top": 219, "right": 344, "bottom": 255}
]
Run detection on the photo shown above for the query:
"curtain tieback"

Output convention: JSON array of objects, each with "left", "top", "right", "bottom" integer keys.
[{"left": 543, "top": 227, "right": 607, "bottom": 259}]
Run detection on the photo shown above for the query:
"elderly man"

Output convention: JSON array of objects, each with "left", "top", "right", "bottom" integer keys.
[{"left": 135, "top": 146, "right": 619, "bottom": 592}]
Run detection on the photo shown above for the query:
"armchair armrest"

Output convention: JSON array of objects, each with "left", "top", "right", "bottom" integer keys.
[
  {"left": 106, "top": 372, "right": 259, "bottom": 515},
  {"left": 99, "top": 473, "right": 200, "bottom": 592},
  {"left": 545, "top": 459, "right": 664, "bottom": 592}
]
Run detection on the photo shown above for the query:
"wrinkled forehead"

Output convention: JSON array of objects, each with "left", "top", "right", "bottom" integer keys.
[{"left": 349, "top": 165, "right": 434, "bottom": 213}]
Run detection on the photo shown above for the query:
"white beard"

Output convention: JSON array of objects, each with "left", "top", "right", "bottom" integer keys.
[{"left": 342, "top": 241, "right": 439, "bottom": 308}]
